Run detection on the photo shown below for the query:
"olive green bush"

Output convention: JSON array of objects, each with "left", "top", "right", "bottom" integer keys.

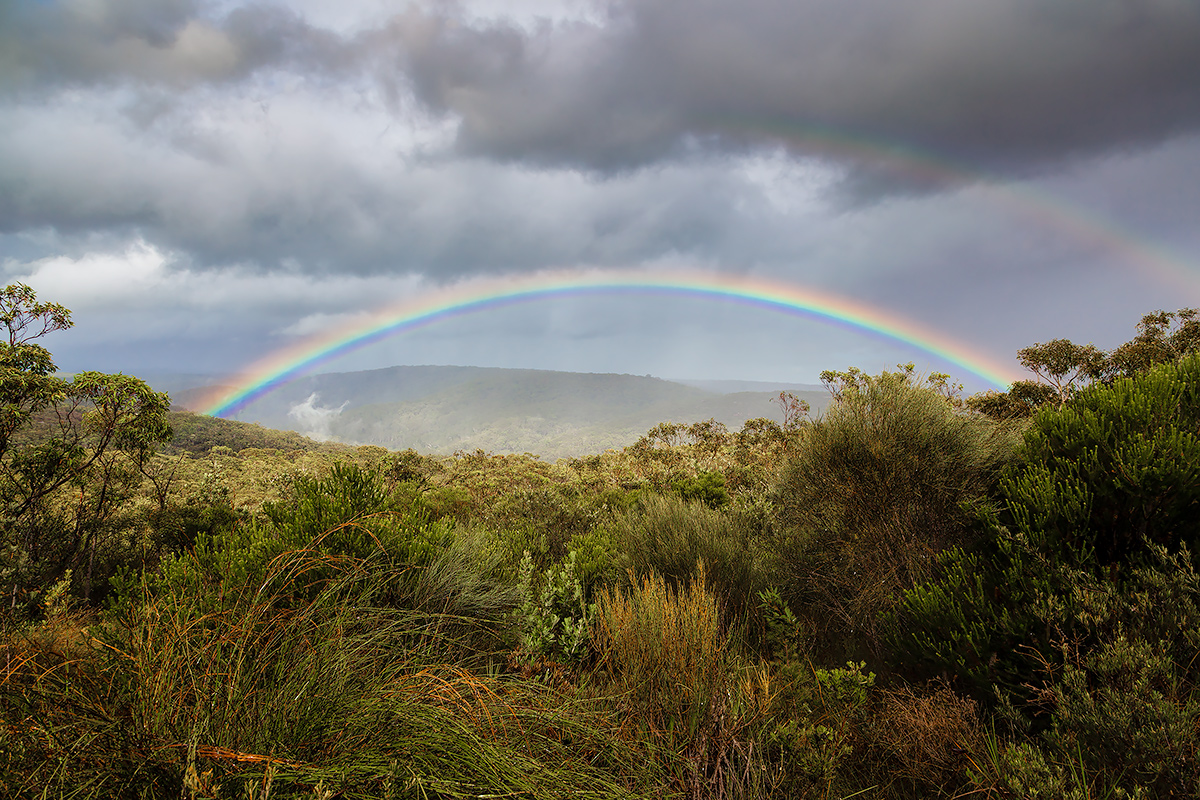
[
  {"left": 611, "top": 493, "right": 765, "bottom": 619},
  {"left": 512, "top": 549, "right": 596, "bottom": 667},
  {"left": 147, "top": 462, "right": 457, "bottom": 616},
  {"left": 773, "top": 365, "right": 1021, "bottom": 655},
  {"left": 894, "top": 356, "right": 1200, "bottom": 696}
]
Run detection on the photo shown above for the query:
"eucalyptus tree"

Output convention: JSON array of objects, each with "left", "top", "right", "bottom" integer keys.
[{"left": 0, "top": 284, "right": 171, "bottom": 610}]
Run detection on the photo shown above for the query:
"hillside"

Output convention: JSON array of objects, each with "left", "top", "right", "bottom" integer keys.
[
  {"left": 167, "top": 365, "right": 831, "bottom": 458},
  {"left": 162, "top": 412, "right": 355, "bottom": 456}
]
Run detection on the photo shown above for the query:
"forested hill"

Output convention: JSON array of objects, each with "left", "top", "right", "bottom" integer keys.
[{"left": 166, "top": 365, "right": 831, "bottom": 458}]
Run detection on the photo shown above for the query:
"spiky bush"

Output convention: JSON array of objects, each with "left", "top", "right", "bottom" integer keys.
[
  {"left": 594, "top": 566, "right": 755, "bottom": 797},
  {"left": 894, "top": 356, "right": 1200, "bottom": 698},
  {"left": 595, "top": 566, "right": 729, "bottom": 734},
  {"left": 892, "top": 356, "right": 1200, "bottom": 797}
]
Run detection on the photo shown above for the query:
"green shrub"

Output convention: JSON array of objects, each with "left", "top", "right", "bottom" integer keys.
[
  {"left": 774, "top": 365, "right": 1021, "bottom": 655},
  {"left": 146, "top": 461, "right": 456, "bottom": 615},
  {"left": 1044, "top": 636, "right": 1200, "bottom": 796},
  {"left": 1008, "top": 353, "right": 1200, "bottom": 567},
  {"left": 890, "top": 358, "right": 1200, "bottom": 797},
  {"left": 758, "top": 660, "right": 876, "bottom": 798},
  {"left": 893, "top": 357, "right": 1200, "bottom": 703},
  {"left": 567, "top": 524, "right": 617, "bottom": 594},
  {"left": 611, "top": 493, "right": 763, "bottom": 618},
  {"left": 673, "top": 470, "right": 730, "bottom": 509},
  {"left": 512, "top": 549, "right": 596, "bottom": 667}
]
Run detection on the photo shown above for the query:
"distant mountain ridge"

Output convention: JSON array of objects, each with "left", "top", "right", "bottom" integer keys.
[{"left": 163, "top": 365, "right": 831, "bottom": 459}]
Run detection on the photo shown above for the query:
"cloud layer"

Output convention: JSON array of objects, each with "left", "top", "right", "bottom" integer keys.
[{"left": 1, "top": 0, "right": 1198, "bottom": 390}]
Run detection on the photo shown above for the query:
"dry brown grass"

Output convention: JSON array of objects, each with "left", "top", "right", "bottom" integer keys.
[
  {"left": 867, "top": 682, "right": 980, "bottom": 794},
  {"left": 595, "top": 565, "right": 772, "bottom": 798}
]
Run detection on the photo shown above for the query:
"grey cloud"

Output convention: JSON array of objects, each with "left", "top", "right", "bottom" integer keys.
[
  {"left": 0, "top": 88, "right": 780, "bottom": 278},
  {"left": 8, "top": 0, "right": 1200, "bottom": 175},
  {"left": 0, "top": 0, "right": 348, "bottom": 90},
  {"left": 389, "top": 0, "right": 1200, "bottom": 176},
  {"left": 5, "top": 0, "right": 1199, "bottom": 284}
]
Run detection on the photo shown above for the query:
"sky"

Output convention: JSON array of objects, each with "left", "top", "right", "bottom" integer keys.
[{"left": 3, "top": 0, "right": 1200, "bottom": 402}]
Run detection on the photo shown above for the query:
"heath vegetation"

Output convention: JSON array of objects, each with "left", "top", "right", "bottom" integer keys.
[{"left": 3, "top": 284, "right": 1198, "bottom": 799}]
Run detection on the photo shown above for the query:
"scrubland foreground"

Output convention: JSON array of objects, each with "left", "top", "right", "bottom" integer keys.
[{"left": 3, "top": 284, "right": 1200, "bottom": 799}]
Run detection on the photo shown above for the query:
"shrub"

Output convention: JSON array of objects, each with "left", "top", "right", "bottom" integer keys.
[
  {"left": 611, "top": 493, "right": 763, "bottom": 619},
  {"left": 890, "top": 358, "right": 1200, "bottom": 797},
  {"left": 145, "top": 461, "right": 456, "bottom": 615},
  {"left": 594, "top": 566, "right": 753, "bottom": 796},
  {"left": 757, "top": 660, "right": 876, "bottom": 798},
  {"left": 512, "top": 550, "right": 596, "bottom": 668},
  {"left": 1008, "top": 352, "right": 1200, "bottom": 566},
  {"left": 673, "top": 470, "right": 730, "bottom": 509},
  {"left": 595, "top": 565, "right": 728, "bottom": 733},
  {"left": 773, "top": 365, "right": 1021, "bottom": 655},
  {"left": 893, "top": 356, "right": 1200, "bottom": 707},
  {"left": 1043, "top": 636, "right": 1200, "bottom": 796}
]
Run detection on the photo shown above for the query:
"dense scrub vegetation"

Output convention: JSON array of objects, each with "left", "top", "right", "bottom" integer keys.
[{"left": 2, "top": 285, "right": 1198, "bottom": 799}]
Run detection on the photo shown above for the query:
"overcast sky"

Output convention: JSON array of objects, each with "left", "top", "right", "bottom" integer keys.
[{"left": 3, "top": 0, "right": 1199, "bottom": 402}]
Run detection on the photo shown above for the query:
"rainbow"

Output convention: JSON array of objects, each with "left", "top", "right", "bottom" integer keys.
[
  {"left": 722, "top": 118, "right": 1200, "bottom": 293},
  {"left": 201, "top": 269, "right": 1022, "bottom": 417}
]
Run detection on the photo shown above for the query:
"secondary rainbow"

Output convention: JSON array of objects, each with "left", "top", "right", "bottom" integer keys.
[
  {"left": 720, "top": 117, "right": 1200, "bottom": 293},
  {"left": 201, "top": 269, "right": 1023, "bottom": 418}
]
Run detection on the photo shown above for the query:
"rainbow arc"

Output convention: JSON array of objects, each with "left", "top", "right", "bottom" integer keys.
[{"left": 201, "top": 269, "right": 1022, "bottom": 418}]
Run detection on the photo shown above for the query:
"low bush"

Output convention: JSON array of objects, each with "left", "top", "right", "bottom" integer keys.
[
  {"left": 757, "top": 659, "right": 876, "bottom": 799},
  {"left": 611, "top": 493, "right": 765, "bottom": 620},
  {"left": 512, "top": 549, "right": 596, "bottom": 669},
  {"left": 594, "top": 566, "right": 759, "bottom": 797}
]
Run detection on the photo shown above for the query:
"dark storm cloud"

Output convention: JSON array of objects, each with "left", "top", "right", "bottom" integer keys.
[
  {"left": 391, "top": 0, "right": 1200, "bottom": 175},
  {"left": 4, "top": 0, "right": 1200, "bottom": 282}
]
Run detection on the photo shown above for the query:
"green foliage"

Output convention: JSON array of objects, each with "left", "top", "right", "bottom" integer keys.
[
  {"left": 1107, "top": 308, "right": 1200, "bottom": 378},
  {"left": 672, "top": 469, "right": 730, "bottom": 509},
  {"left": 775, "top": 364, "right": 1020, "bottom": 654},
  {"left": 1017, "top": 339, "right": 1108, "bottom": 406},
  {"left": 4, "top": 557, "right": 645, "bottom": 799},
  {"left": 757, "top": 586, "right": 804, "bottom": 661},
  {"left": 1011, "top": 353, "right": 1200, "bottom": 565},
  {"left": 567, "top": 524, "right": 617, "bottom": 593},
  {"left": 969, "top": 308, "right": 1200, "bottom": 419},
  {"left": 163, "top": 411, "right": 343, "bottom": 456},
  {"left": 1046, "top": 636, "right": 1200, "bottom": 796},
  {"left": 12, "top": 300, "right": 1200, "bottom": 800},
  {"left": 151, "top": 462, "right": 456, "bottom": 614},
  {"left": 967, "top": 380, "right": 1057, "bottom": 419},
  {"left": 759, "top": 660, "right": 876, "bottom": 797},
  {"left": 612, "top": 493, "right": 763, "bottom": 618},
  {"left": 0, "top": 285, "right": 173, "bottom": 614},
  {"left": 893, "top": 358, "right": 1200, "bottom": 798},
  {"left": 512, "top": 549, "right": 596, "bottom": 667}
]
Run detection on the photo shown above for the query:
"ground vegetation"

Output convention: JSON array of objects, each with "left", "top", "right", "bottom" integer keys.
[{"left": 3, "top": 287, "right": 1198, "bottom": 799}]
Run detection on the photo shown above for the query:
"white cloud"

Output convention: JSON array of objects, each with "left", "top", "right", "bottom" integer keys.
[
  {"left": 278, "top": 310, "right": 374, "bottom": 337},
  {"left": 287, "top": 392, "right": 346, "bottom": 440},
  {"left": 5, "top": 238, "right": 170, "bottom": 307}
]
